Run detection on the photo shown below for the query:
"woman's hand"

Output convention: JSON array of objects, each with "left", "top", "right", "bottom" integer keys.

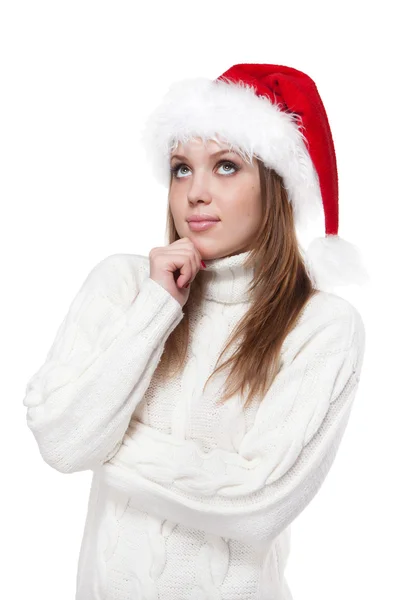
[{"left": 149, "top": 237, "right": 206, "bottom": 308}]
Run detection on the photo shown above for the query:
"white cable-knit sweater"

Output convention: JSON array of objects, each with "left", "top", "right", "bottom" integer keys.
[{"left": 23, "top": 250, "right": 366, "bottom": 600}]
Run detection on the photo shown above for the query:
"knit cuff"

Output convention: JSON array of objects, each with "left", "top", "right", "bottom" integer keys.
[{"left": 125, "top": 276, "right": 183, "bottom": 343}]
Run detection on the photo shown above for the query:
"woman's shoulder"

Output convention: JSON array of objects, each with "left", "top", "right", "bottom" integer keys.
[
  {"left": 81, "top": 252, "right": 150, "bottom": 308},
  {"left": 304, "top": 289, "right": 364, "bottom": 326},
  {"left": 281, "top": 290, "right": 365, "bottom": 360},
  {"left": 95, "top": 252, "right": 150, "bottom": 279}
]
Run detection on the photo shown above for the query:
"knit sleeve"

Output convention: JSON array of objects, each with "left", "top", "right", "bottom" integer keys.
[
  {"left": 23, "top": 254, "right": 184, "bottom": 474},
  {"left": 101, "top": 304, "right": 365, "bottom": 549}
]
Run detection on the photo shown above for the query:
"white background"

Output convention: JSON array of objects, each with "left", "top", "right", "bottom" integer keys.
[{"left": 1, "top": 1, "right": 397, "bottom": 598}]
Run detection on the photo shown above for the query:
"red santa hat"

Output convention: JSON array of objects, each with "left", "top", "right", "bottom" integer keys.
[{"left": 140, "top": 63, "right": 369, "bottom": 291}]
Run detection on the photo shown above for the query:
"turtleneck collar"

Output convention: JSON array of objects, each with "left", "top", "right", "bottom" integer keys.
[{"left": 200, "top": 250, "right": 255, "bottom": 304}]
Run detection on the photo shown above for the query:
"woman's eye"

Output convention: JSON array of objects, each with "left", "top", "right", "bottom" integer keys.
[
  {"left": 170, "top": 161, "right": 238, "bottom": 179},
  {"left": 217, "top": 162, "right": 237, "bottom": 175},
  {"left": 174, "top": 165, "right": 190, "bottom": 178}
]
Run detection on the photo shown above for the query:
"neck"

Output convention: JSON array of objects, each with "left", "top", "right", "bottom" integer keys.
[{"left": 199, "top": 250, "right": 256, "bottom": 304}]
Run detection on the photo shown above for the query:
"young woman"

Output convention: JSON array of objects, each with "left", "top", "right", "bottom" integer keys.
[{"left": 23, "top": 63, "right": 368, "bottom": 599}]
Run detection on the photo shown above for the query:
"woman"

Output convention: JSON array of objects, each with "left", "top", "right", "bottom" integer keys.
[{"left": 23, "top": 63, "right": 368, "bottom": 599}]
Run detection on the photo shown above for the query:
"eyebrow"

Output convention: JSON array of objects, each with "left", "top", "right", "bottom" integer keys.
[{"left": 170, "top": 149, "right": 239, "bottom": 162}]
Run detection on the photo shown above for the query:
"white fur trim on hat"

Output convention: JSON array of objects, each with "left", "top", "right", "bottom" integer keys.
[{"left": 140, "top": 77, "right": 323, "bottom": 232}]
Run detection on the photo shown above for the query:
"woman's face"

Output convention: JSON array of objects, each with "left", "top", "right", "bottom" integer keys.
[{"left": 168, "top": 137, "right": 262, "bottom": 260}]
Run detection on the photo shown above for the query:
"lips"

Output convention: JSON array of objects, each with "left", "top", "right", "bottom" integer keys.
[
  {"left": 187, "top": 220, "right": 220, "bottom": 232},
  {"left": 187, "top": 215, "right": 220, "bottom": 222}
]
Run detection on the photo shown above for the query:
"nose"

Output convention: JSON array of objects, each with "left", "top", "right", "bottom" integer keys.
[{"left": 187, "top": 170, "right": 213, "bottom": 204}]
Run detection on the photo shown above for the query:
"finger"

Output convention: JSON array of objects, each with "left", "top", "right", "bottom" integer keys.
[
  {"left": 174, "top": 253, "right": 193, "bottom": 288},
  {"left": 169, "top": 247, "right": 196, "bottom": 288}
]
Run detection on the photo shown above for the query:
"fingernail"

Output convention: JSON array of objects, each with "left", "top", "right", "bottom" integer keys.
[{"left": 201, "top": 260, "right": 207, "bottom": 268}]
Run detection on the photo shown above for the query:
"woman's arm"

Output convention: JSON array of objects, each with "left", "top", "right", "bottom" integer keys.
[
  {"left": 101, "top": 305, "right": 365, "bottom": 549},
  {"left": 23, "top": 254, "right": 184, "bottom": 474}
]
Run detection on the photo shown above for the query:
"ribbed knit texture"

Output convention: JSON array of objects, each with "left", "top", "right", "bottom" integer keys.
[{"left": 23, "top": 250, "right": 366, "bottom": 599}]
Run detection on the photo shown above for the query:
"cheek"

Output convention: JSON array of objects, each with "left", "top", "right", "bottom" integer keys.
[
  {"left": 225, "top": 181, "right": 260, "bottom": 218},
  {"left": 168, "top": 192, "right": 182, "bottom": 214}
]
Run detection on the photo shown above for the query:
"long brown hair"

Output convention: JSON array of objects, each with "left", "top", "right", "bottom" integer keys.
[{"left": 156, "top": 157, "right": 319, "bottom": 410}]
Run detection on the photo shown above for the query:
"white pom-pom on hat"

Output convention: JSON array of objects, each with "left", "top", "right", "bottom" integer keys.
[{"left": 304, "top": 234, "right": 370, "bottom": 292}]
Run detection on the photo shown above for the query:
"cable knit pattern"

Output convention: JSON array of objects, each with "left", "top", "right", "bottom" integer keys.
[
  {"left": 191, "top": 534, "right": 230, "bottom": 599},
  {"left": 94, "top": 487, "right": 130, "bottom": 599},
  {"left": 23, "top": 250, "right": 366, "bottom": 599}
]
